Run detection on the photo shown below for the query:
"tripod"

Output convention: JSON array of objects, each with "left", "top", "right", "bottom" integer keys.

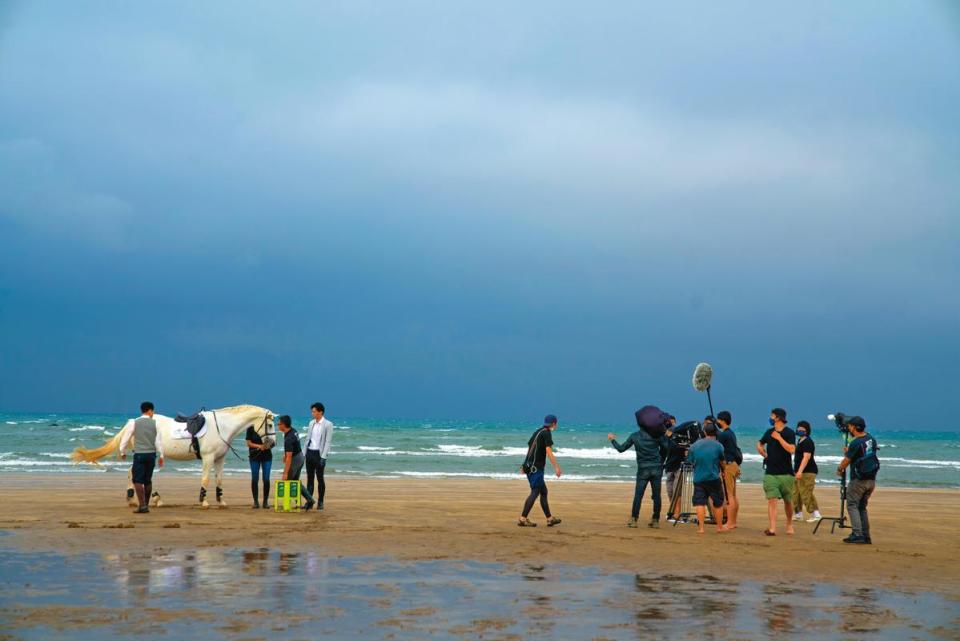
[
  {"left": 813, "top": 432, "right": 852, "bottom": 535},
  {"left": 669, "top": 461, "right": 698, "bottom": 526}
]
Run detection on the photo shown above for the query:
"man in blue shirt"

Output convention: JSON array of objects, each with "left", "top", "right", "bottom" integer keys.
[
  {"left": 687, "top": 423, "right": 727, "bottom": 534},
  {"left": 836, "top": 416, "right": 879, "bottom": 545}
]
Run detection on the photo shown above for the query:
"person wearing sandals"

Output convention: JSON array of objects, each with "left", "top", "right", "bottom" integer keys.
[
  {"left": 517, "top": 414, "right": 562, "bottom": 527},
  {"left": 757, "top": 407, "right": 797, "bottom": 536}
]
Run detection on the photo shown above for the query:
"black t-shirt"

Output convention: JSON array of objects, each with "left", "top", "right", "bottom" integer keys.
[
  {"left": 246, "top": 426, "right": 273, "bottom": 462},
  {"left": 759, "top": 426, "right": 796, "bottom": 475},
  {"left": 793, "top": 436, "right": 817, "bottom": 474},
  {"left": 283, "top": 428, "right": 302, "bottom": 456},
  {"left": 716, "top": 428, "right": 739, "bottom": 464},
  {"left": 525, "top": 427, "right": 554, "bottom": 472}
]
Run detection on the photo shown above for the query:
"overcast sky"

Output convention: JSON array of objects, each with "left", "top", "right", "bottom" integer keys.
[{"left": 1, "top": 2, "right": 957, "bottom": 428}]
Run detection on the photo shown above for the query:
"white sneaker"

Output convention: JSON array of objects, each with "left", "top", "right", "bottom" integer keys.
[
  {"left": 792, "top": 512, "right": 803, "bottom": 521},
  {"left": 806, "top": 511, "right": 822, "bottom": 522}
]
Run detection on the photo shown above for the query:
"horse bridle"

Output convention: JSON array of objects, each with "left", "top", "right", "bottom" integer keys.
[
  {"left": 210, "top": 409, "right": 276, "bottom": 462},
  {"left": 257, "top": 412, "right": 276, "bottom": 441}
]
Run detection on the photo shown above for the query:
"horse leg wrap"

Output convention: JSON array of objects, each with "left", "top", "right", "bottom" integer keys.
[
  {"left": 199, "top": 487, "right": 207, "bottom": 503},
  {"left": 216, "top": 487, "right": 223, "bottom": 502},
  {"left": 126, "top": 488, "right": 135, "bottom": 500}
]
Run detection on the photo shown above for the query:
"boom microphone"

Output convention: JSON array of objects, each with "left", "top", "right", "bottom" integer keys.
[{"left": 692, "top": 362, "right": 713, "bottom": 392}]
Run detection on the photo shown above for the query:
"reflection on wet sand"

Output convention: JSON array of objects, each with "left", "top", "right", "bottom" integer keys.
[
  {"left": 241, "top": 549, "right": 269, "bottom": 576},
  {"left": 0, "top": 548, "right": 956, "bottom": 641}
]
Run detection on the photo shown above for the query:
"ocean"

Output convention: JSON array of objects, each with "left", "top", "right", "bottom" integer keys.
[{"left": 1, "top": 412, "right": 957, "bottom": 489}]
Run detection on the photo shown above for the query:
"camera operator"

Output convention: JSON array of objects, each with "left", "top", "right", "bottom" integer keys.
[
  {"left": 716, "top": 410, "right": 742, "bottom": 529},
  {"left": 836, "top": 416, "right": 879, "bottom": 545},
  {"left": 665, "top": 418, "right": 699, "bottom": 521},
  {"left": 757, "top": 407, "right": 796, "bottom": 536}
]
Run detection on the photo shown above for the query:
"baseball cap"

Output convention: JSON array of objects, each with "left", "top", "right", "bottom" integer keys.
[
  {"left": 543, "top": 414, "right": 558, "bottom": 426},
  {"left": 845, "top": 416, "right": 866, "bottom": 430}
]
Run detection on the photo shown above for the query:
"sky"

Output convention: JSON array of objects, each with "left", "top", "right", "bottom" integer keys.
[{"left": 0, "top": 2, "right": 958, "bottom": 428}]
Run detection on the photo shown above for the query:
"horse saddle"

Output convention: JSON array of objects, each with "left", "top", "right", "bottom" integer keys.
[
  {"left": 175, "top": 411, "right": 206, "bottom": 459},
  {"left": 175, "top": 411, "right": 206, "bottom": 436}
]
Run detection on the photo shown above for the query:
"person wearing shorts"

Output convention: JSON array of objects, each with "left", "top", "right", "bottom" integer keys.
[
  {"left": 687, "top": 423, "right": 727, "bottom": 534},
  {"left": 716, "top": 410, "right": 740, "bottom": 529},
  {"left": 517, "top": 415, "right": 562, "bottom": 527},
  {"left": 757, "top": 407, "right": 797, "bottom": 536}
]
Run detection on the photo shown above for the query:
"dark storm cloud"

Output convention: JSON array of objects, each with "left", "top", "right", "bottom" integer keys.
[{"left": 0, "top": 1, "right": 957, "bottom": 427}]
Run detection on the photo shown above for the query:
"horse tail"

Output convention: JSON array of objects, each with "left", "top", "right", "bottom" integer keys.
[{"left": 70, "top": 426, "right": 126, "bottom": 464}]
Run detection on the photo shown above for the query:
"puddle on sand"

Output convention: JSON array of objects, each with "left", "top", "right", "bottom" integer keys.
[{"left": 0, "top": 547, "right": 957, "bottom": 641}]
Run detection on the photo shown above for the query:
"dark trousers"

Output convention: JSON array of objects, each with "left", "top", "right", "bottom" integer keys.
[
  {"left": 305, "top": 450, "right": 327, "bottom": 504},
  {"left": 249, "top": 459, "right": 272, "bottom": 503},
  {"left": 522, "top": 471, "right": 551, "bottom": 518},
  {"left": 632, "top": 466, "right": 663, "bottom": 519},
  {"left": 288, "top": 452, "right": 315, "bottom": 504}
]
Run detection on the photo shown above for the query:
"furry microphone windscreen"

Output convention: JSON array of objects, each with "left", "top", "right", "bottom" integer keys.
[{"left": 692, "top": 362, "right": 713, "bottom": 392}]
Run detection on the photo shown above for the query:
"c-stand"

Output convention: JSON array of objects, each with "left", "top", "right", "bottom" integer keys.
[
  {"left": 669, "top": 461, "right": 698, "bottom": 526},
  {"left": 813, "top": 431, "right": 852, "bottom": 535}
]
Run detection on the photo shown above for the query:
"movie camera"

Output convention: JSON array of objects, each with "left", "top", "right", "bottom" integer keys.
[
  {"left": 827, "top": 412, "right": 851, "bottom": 435},
  {"left": 670, "top": 420, "right": 705, "bottom": 449}
]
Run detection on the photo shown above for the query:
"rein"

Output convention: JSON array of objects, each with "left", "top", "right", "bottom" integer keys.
[{"left": 210, "top": 409, "right": 275, "bottom": 463}]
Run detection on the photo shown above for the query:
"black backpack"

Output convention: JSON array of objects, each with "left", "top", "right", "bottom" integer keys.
[{"left": 854, "top": 437, "right": 880, "bottom": 478}]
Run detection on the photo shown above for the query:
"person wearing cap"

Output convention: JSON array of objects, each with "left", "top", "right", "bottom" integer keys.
[
  {"left": 757, "top": 407, "right": 797, "bottom": 536},
  {"left": 278, "top": 414, "right": 316, "bottom": 511},
  {"left": 837, "top": 416, "right": 879, "bottom": 544},
  {"left": 716, "top": 410, "right": 741, "bottom": 529},
  {"left": 792, "top": 420, "right": 822, "bottom": 523},
  {"left": 517, "top": 414, "right": 562, "bottom": 527}
]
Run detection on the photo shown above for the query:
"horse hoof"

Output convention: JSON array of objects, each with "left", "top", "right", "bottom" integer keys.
[
  {"left": 201, "top": 501, "right": 210, "bottom": 508},
  {"left": 218, "top": 502, "right": 228, "bottom": 509},
  {"left": 153, "top": 499, "right": 164, "bottom": 508}
]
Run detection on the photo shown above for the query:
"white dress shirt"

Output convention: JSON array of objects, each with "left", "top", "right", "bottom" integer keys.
[{"left": 119, "top": 414, "right": 164, "bottom": 458}]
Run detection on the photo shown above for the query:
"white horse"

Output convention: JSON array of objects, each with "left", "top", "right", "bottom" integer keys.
[{"left": 71, "top": 405, "right": 276, "bottom": 508}]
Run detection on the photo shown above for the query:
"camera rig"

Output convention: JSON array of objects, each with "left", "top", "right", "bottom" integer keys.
[
  {"left": 813, "top": 412, "right": 855, "bottom": 536},
  {"left": 828, "top": 412, "right": 851, "bottom": 435}
]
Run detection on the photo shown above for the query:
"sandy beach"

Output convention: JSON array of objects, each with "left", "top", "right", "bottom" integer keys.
[{"left": 1, "top": 474, "right": 957, "bottom": 596}]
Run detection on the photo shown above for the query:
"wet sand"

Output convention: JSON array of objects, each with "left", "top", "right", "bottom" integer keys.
[
  {"left": 0, "top": 473, "right": 957, "bottom": 598},
  {"left": 2, "top": 549, "right": 957, "bottom": 641}
]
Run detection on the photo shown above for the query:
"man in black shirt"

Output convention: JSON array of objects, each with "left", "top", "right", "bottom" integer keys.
[
  {"left": 716, "top": 410, "right": 740, "bottom": 529},
  {"left": 791, "top": 420, "right": 821, "bottom": 522},
  {"left": 245, "top": 424, "right": 275, "bottom": 509},
  {"left": 278, "top": 415, "right": 316, "bottom": 510},
  {"left": 517, "top": 414, "right": 562, "bottom": 527},
  {"left": 837, "top": 416, "right": 879, "bottom": 544},
  {"left": 757, "top": 407, "right": 796, "bottom": 536}
]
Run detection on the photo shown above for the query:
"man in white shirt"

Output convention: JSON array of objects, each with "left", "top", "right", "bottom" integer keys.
[
  {"left": 119, "top": 401, "right": 165, "bottom": 514},
  {"left": 305, "top": 402, "right": 334, "bottom": 511}
]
